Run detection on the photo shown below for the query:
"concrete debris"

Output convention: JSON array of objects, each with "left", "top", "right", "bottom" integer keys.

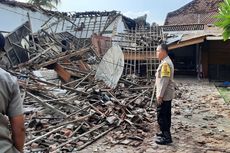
[
  {"left": 18, "top": 70, "right": 154, "bottom": 152},
  {"left": 0, "top": 14, "right": 160, "bottom": 152},
  {"left": 5, "top": 31, "right": 155, "bottom": 151}
]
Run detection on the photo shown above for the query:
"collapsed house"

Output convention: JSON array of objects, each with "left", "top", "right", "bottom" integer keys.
[
  {"left": 0, "top": 1, "right": 162, "bottom": 152},
  {"left": 162, "top": 0, "right": 230, "bottom": 81},
  {"left": 1, "top": 0, "right": 228, "bottom": 152},
  {"left": 0, "top": 0, "right": 161, "bottom": 78}
]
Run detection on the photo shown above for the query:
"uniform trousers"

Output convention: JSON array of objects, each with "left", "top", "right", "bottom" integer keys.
[{"left": 157, "top": 100, "right": 172, "bottom": 133}]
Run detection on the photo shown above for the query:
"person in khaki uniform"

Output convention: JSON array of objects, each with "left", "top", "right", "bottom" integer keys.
[
  {"left": 155, "top": 43, "right": 175, "bottom": 145},
  {"left": 0, "top": 33, "right": 25, "bottom": 153}
]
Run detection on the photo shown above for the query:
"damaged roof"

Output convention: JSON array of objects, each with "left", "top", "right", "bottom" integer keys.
[
  {"left": 166, "top": 25, "right": 223, "bottom": 50},
  {"left": 71, "top": 11, "right": 118, "bottom": 18},
  {"left": 0, "top": 0, "right": 146, "bottom": 31},
  {"left": 165, "top": 0, "right": 223, "bottom": 25}
]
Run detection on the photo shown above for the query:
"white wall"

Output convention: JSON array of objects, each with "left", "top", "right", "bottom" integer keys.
[
  {"left": 103, "top": 15, "right": 126, "bottom": 38},
  {"left": 102, "top": 15, "right": 127, "bottom": 46},
  {"left": 0, "top": 3, "right": 54, "bottom": 32}
]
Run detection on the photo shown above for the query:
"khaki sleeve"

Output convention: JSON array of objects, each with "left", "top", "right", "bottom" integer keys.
[
  {"left": 158, "top": 77, "right": 170, "bottom": 98},
  {"left": 7, "top": 77, "right": 23, "bottom": 117},
  {"left": 158, "top": 63, "right": 171, "bottom": 97}
]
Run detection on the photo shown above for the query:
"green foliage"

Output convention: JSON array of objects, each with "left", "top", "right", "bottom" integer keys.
[
  {"left": 218, "top": 87, "right": 230, "bottom": 103},
  {"left": 215, "top": 0, "right": 230, "bottom": 41},
  {"left": 29, "top": 0, "right": 61, "bottom": 10}
]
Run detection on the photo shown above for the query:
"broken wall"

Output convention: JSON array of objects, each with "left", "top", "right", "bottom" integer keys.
[{"left": 102, "top": 15, "right": 126, "bottom": 38}]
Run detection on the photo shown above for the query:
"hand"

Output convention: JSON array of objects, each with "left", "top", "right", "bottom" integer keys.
[
  {"left": 157, "top": 97, "right": 163, "bottom": 106},
  {"left": 10, "top": 115, "right": 25, "bottom": 153}
]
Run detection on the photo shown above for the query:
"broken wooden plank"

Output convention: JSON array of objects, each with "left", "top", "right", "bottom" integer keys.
[
  {"left": 29, "top": 76, "right": 88, "bottom": 95},
  {"left": 54, "top": 63, "right": 71, "bottom": 82},
  {"left": 69, "top": 123, "right": 84, "bottom": 137},
  {"left": 31, "top": 114, "right": 92, "bottom": 135},
  {"left": 25, "top": 126, "right": 64, "bottom": 146},
  {"left": 73, "top": 71, "right": 92, "bottom": 89},
  {"left": 78, "top": 60, "right": 90, "bottom": 71},
  {"left": 41, "top": 29, "right": 67, "bottom": 49},
  {"left": 88, "top": 102, "right": 105, "bottom": 117},
  {"left": 64, "top": 78, "right": 82, "bottom": 86},
  {"left": 36, "top": 47, "right": 91, "bottom": 69},
  {"left": 120, "top": 78, "right": 140, "bottom": 87},
  {"left": 149, "top": 84, "right": 156, "bottom": 107},
  {"left": 25, "top": 45, "right": 53, "bottom": 65},
  {"left": 77, "top": 127, "right": 115, "bottom": 151},
  {"left": 27, "top": 92, "right": 68, "bottom": 117},
  {"left": 51, "top": 123, "right": 106, "bottom": 152},
  {"left": 125, "top": 89, "right": 150, "bottom": 106},
  {"left": 129, "top": 86, "right": 152, "bottom": 91},
  {"left": 62, "top": 66, "right": 89, "bottom": 75}
]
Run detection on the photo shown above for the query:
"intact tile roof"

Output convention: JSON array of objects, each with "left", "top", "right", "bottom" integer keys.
[{"left": 165, "top": 0, "right": 223, "bottom": 25}]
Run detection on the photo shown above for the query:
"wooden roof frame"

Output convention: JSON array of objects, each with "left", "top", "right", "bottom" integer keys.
[{"left": 168, "top": 36, "right": 205, "bottom": 50}]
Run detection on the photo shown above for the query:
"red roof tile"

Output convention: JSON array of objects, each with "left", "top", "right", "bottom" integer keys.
[{"left": 165, "top": 0, "right": 223, "bottom": 25}]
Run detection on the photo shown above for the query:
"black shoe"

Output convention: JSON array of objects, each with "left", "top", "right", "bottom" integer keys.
[
  {"left": 155, "top": 137, "right": 172, "bottom": 145},
  {"left": 155, "top": 131, "right": 173, "bottom": 145},
  {"left": 156, "top": 132, "right": 163, "bottom": 137}
]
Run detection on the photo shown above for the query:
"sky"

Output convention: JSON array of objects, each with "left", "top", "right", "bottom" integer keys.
[{"left": 17, "top": 0, "right": 193, "bottom": 25}]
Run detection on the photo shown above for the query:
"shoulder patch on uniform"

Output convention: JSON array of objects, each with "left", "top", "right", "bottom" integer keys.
[{"left": 161, "top": 63, "right": 171, "bottom": 77}]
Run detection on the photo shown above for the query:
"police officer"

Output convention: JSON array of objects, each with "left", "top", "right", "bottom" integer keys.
[
  {"left": 155, "top": 43, "right": 175, "bottom": 145},
  {"left": 0, "top": 33, "right": 25, "bottom": 152}
]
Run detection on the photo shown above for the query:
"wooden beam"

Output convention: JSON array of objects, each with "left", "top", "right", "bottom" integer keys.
[
  {"left": 30, "top": 76, "right": 88, "bottom": 95},
  {"left": 27, "top": 92, "right": 67, "bottom": 117},
  {"left": 36, "top": 47, "right": 90, "bottom": 68},
  {"left": 124, "top": 51, "right": 156, "bottom": 60},
  {"left": 169, "top": 37, "right": 205, "bottom": 50},
  {"left": 54, "top": 63, "right": 71, "bottom": 82},
  {"left": 78, "top": 60, "right": 90, "bottom": 71}
]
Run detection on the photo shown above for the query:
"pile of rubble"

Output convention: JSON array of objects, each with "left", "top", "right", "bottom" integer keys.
[
  {"left": 18, "top": 74, "right": 155, "bottom": 152},
  {"left": 1, "top": 18, "right": 157, "bottom": 152}
]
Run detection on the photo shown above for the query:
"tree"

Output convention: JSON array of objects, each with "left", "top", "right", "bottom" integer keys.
[
  {"left": 215, "top": 0, "right": 230, "bottom": 41},
  {"left": 28, "top": 0, "right": 61, "bottom": 10}
]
